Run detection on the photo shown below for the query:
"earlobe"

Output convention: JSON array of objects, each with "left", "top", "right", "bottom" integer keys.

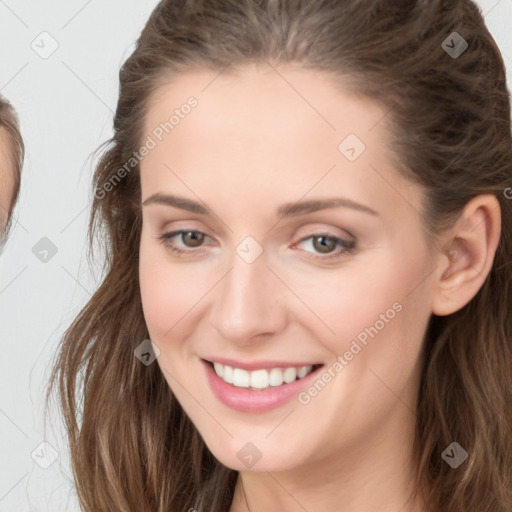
[{"left": 431, "top": 194, "right": 501, "bottom": 317}]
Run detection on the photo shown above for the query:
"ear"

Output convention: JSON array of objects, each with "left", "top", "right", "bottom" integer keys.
[{"left": 430, "top": 194, "right": 502, "bottom": 316}]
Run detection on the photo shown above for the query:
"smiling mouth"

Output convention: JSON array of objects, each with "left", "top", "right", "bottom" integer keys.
[{"left": 205, "top": 360, "right": 324, "bottom": 390}]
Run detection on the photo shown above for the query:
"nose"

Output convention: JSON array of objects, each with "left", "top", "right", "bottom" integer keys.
[{"left": 208, "top": 246, "right": 288, "bottom": 345}]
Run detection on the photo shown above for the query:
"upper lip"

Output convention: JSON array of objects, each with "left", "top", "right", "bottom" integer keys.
[{"left": 203, "top": 357, "right": 323, "bottom": 371}]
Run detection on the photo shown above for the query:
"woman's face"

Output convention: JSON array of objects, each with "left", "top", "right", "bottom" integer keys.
[
  {"left": 139, "top": 65, "right": 436, "bottom": 473},
  {"left": 0, "top": 129, "right": 14, "bottom": 236}
]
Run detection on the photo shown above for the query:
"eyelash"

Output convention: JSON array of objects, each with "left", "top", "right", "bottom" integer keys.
[{"left": 157, "top": 230, "right": 357, "bottom": 262}]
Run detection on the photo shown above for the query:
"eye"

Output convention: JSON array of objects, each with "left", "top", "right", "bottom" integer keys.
[
  {"left": 157, "top": 230, "right": 211, "bottom": 255},
  {"left": 293, "top": 233, "right": 356, "bottom": 261},
  {"left": 157, "top": 229, "right": 357, "bottom": 261}
]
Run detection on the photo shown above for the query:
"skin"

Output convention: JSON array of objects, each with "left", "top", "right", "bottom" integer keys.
[
  {"left": 0, "top": 129, "right": 15, "bottom": 238},
  {"left": 138, "top": 64, "right": 501, "bottom": 512}
]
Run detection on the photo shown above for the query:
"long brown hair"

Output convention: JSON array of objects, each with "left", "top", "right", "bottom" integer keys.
[
  {"left": 45, "top": 1, "right": 512, "bottom": 510},
  {"left": 0, "top": 95, "right": 23, "bottom": 245}
]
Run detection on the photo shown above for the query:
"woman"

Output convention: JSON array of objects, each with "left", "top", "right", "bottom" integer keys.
[
  {"left": 46, "top": 1, "right": 512, "bottom": 511},
  {"left": 0, "top": 95, "right": 23, "bottom": 248}
]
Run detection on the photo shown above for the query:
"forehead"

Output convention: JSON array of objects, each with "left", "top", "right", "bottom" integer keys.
[
  {"left": 139, "top": 65, "right": 420, "bottom": 220},
  {"left": 143, "top": 64, "right": 389, "bottom": 147}
]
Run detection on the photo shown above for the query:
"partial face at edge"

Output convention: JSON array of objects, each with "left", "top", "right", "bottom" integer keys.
[
  {"left": 0, "top": 129, "right": 16, "bottom": 239},
  {"left": 138, "top": 65, "right": 436, "bottom": 472}
]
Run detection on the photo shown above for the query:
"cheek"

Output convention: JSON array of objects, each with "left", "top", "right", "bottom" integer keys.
[
  {"left": 295, "top": 246, "right": 431, "bottom": 435},
  {"left": 304, "top": 243, "right": 431, "bottom": 361},
  {"left": 139, "top": 242, "right": 187, "bottom": 340},
  {"left": 139, "top": 240, "right": 217, "bottom": 345}
]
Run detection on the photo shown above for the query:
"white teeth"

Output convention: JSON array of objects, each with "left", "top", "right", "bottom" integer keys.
[
  {"left": 212, "top": 362, "right": 314, "bottom": 390},
  {"left": 297, "top": 366, "right": 309, "bottom": 378},
  {"left": 213, "top": 362, "right": 224, "bottom": 378},
  {"left": 232, "top": 368, "right": 250, "bottom": 388},
  {"left": 283, "top": 367, "right": 297, "bottom": 383},
  {"left": 269, "top": 367, "right": 284, "bottom": 386},
  {"left": 250, "top": 369, "right": 269, "bottom": 389},
  {"left": 223, "top": 365, "right": 233, "bottom": 384}
]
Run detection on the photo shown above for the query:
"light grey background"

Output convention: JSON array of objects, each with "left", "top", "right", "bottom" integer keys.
[{"left": 0, "top": 1, "right": 511, "bottom": 510}]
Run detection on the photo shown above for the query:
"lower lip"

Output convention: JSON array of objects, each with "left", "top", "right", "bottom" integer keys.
[{"left": 202, "top": 360, "right": 324, "bottom": 413}]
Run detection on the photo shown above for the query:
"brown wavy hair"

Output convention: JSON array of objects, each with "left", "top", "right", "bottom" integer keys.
[
  {"left": 45, "top": 1, "right": 512, "bottom": 510},
  {"left": 0, "top": 95, "right": 23, "bottom": 245}
]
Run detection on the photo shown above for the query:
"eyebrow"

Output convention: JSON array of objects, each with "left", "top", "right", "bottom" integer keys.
[{"left": 142, "top": 193, "right": 379, "bottom": 218}]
